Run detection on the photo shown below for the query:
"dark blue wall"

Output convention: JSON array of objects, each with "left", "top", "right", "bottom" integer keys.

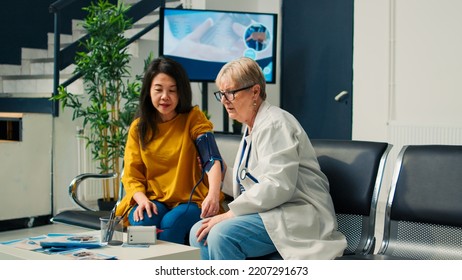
[
  {"left": 0, "top": 0, "right": 109, "bottom": 65},
  {"left": 281, "top": 0, "right": 353, "bottom": 139}
]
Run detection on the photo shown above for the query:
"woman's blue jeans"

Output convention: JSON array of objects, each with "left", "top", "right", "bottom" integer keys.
[
  {"left": 189, "top": 213, "right": 277, "bottom": 259},
  {"left": 128, "top": 200, "right": 201, "bottom": 245}
]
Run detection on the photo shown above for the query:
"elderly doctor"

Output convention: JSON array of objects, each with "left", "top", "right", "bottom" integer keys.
[{"left": 189, "top": 57, "right": 347, "bottom": 260}]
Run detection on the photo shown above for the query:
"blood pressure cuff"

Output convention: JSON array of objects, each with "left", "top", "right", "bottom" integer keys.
[{"left": 195, "top": 132, "right": 223, "bottom": 173}]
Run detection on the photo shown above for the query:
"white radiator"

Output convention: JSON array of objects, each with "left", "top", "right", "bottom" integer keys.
[
  {"left": 388, "top": 122, "right": 462, "bottom": 166},
  {"left": 380, "top": 122, "right": 462, "bottom": 197},
  {"left": 388, "top": 122, "right": 462, "bottom": 148},
  {"left": 387, "top": 122, "right": 462, "bottom": 172}
]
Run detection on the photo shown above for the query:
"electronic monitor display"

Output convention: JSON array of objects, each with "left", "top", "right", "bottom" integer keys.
[{"left": 159, "top": 8, "right": 278, "bottom": 83}]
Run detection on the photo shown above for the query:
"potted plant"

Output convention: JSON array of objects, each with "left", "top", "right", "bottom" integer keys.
[{"left": 53, "top": 0, "right": 141, "bottom": 210}]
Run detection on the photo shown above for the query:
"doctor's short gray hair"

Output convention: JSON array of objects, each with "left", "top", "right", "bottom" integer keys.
[{"left": 216, "top": 57, "right": 267, "bottom": 100}]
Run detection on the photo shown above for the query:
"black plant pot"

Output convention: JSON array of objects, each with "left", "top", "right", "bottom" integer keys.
[{"left": 97, "top": 198, "right": 117, "bottom": 211}]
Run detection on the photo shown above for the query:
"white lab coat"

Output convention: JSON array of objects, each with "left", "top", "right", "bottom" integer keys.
[{"left": 226, "top": 101, "right": 347, "bottom": 260}]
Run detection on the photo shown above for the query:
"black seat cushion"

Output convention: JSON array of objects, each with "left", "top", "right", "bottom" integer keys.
[{"left": 51, "top": 210, "right": 110, "bottom": 230}]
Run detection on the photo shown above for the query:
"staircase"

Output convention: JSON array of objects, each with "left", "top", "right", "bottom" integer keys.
[
  {"left": 0, "top": 0, "right": 180, "bottom": 228},
  {"left": 0, "top": 2, "right": 173, "bottom": 101},
  {"left": 0, "top": 33, "right": 79, "bottom": 100}
]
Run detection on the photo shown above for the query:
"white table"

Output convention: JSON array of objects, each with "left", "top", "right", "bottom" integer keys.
[{"left": 0, "top": 231, "right": 200, "bottom": 260}]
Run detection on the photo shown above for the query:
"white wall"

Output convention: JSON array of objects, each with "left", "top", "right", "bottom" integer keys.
[
  {"left": 393, "top": 0, "right": 462, "bottom": 124},
  {"left": 353, "top": 0, "right": 462, "bottom": 141},
  {"left": 0, "top": 114, "right": 52, "bottom": 220},
  {"left": 352, "top": 1, "right": 391, "bottom": 141}
]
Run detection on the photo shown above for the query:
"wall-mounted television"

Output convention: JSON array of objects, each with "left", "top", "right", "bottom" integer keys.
[{"left": 159, "top": 8, "right": 278, "bottom": 83}]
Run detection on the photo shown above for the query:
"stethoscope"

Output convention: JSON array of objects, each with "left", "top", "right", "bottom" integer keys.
[{"left": 237, "top": 141, "right": 259, "bottom": 184}]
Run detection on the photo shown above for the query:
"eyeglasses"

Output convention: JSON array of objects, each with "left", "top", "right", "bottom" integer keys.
[{"left": 213, "top": 84, "right": 255, "bottom": 102}]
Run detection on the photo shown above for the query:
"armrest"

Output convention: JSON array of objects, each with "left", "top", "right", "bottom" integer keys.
[{"left": 68, "top": 173, "right": 118, "bottom": 211}]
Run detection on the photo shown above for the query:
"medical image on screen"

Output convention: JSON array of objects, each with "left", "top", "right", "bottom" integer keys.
[{"left": 160, "top": 8, "right": 277, "bottom": 83}]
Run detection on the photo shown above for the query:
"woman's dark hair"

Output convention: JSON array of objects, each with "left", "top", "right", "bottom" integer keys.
[{"left": 137, "top": 56, "right": 193, "bottom": 149}]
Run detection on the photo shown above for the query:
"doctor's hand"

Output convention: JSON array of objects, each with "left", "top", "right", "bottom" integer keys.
[{"left": 194, "top": 210, "right": 235, "bottom": 245}]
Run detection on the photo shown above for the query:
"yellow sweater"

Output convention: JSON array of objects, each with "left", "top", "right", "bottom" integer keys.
[{"left": 116, "top": 106, "right": 223, "bottom": 219}]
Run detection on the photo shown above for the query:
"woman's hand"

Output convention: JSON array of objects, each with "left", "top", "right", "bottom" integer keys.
[
  {"left": 132, "top": 192, "right": 158, "bottom": 222},
  {"left": 195, "top": 211, "right": 235, "bottom": 245}
]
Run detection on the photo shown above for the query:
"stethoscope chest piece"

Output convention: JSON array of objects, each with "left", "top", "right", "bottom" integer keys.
[{"left": 239, "top": 168, "right": 248, "bottom": 180}]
